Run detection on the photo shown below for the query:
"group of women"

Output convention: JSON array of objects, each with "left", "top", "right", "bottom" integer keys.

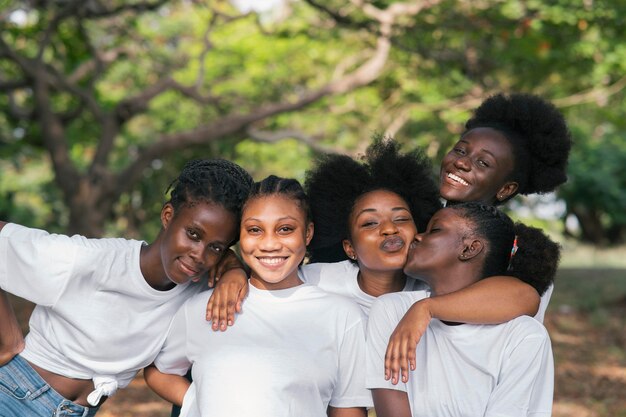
[{"left": 0, "top": 92, "right": 572, "bottom": 417}]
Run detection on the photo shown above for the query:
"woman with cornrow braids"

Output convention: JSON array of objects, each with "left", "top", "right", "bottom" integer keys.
[
  {"left": 0, "top": 159, "right": 253, "bottom": 416},
  {"left": 367, "top": 202, "right": 560, "bottom": 417}
]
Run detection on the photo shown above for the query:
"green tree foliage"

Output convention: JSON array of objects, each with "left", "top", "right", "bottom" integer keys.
[{"left": 1, "top": 0, "right": 625, "bottom": 244}]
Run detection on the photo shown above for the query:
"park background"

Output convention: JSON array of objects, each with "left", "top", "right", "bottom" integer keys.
[{"left": 1, "top": 0, "right": 625, "bottom": 416}]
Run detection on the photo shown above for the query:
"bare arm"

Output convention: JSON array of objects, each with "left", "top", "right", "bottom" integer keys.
[
  {"left": 0, "top": 221, "right": 26, "bottom": 365},
  {"left": 0, "top": 289, "right": 25, "bottom": 365},
  {"left": 327, "top": 406, "right": 366, "bottom": 417},
  {"left": 144, "top": 364, "right": 190, "bottom": 407},
  {"left": 371, "top": 389, "right": 411, "bottom": 417},
  {"left": 386, "top": 276, "right": 539, "bottom": 384},
  {"left": 206, "top": 267, "right": 249, "bottom": 331}
]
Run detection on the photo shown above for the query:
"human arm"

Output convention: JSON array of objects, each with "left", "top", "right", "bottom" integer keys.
[
  {"left": 371, "top": 389, "right": 411, "bottom": 417},
  {"left": 144, "top": 364, "right": 190, "bottom": 406},
  {"left": 205, "top": 263, "right": 249, "bottom": 331},
  {"left": 0, "top": 289, "right": 25, "bottom": 365},
  {"left": 0, "top": 221, "right": 25, "bottom": 365},
  {"left": 386, "top": 275, "right": 539, "bottom": 384},
  {"left": 327, "top": 406, "right": 366, "bottom": 417}
]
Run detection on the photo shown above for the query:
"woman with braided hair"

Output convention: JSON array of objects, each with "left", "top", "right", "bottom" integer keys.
[
  {"left": 367, "top": 202, "right": 559, "bottom": 417},
  {"left": 0, "top": 159, "right": 253, "bottom": 416}
]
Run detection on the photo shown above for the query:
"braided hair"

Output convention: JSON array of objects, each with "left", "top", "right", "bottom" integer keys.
[
  {"left": 305, "top": 136, "right": 442, "bottom": 262},
  {"left": 167, "top": 159, "right": 253, "bottom": 223},
  {"left": 450, "top": 202, "right": 560, "bottom": 295},
  {"left": 465, "top": 93, "right": 572, "bottom": 201},
  {"left": 245, "top": 175, "right": 312, "bottom": 224}
]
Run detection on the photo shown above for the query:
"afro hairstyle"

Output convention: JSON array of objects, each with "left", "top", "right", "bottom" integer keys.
[
  {"left": 465, "top": 93, "right": 572, "bottom": 196},
  {"left": 305, "top": 136, "right": 442, "bottom": 263}
]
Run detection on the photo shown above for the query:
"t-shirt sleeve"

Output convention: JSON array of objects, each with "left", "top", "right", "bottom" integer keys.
[
  {"left": 299, "top": 262, "right": 323, "bottom": 286},
  {"left": 330, "top": 305, "right": 373, "bottom": 408},
  {"left": 153, "top": 301, "right": 192, "bottom": 376},
  {"left": 485, "top": 324, "right": 554, "bottom": 417},
  {"left": 0, "top": 223, "right": 76, "bottom": 306},
  {"left": 533, "top": 283, "right": 553, "bottom": 323},
  {"left": 366, "top": 295, "right": 408, "bottom": 392}
]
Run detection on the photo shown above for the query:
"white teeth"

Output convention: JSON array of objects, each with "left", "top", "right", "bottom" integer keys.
[
  {"left": 258, "top": 257, "right": 287, "bottom": 265},
  {"left": 448, "top": 173, "right": 469, "bottom": 186}
]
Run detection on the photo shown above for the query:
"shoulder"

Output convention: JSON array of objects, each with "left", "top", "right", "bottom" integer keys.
[
  {"left": 371, "top": 291, "right": 429, "bottom": 318},
  {"left": 300, "top": 260, "right": 358, "bottom": 286},
  {"left": 499, "top": 316, "right": 551, "bottom": 351}
]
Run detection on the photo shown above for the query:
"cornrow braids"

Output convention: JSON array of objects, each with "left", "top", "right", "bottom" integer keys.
[
  {"left": 450, "top": 202, "right": 559, "bottom": 295},
  {"left": 465, "top": 93, "right": 572, "bottom": 199},
  {"left": 167, "top": 159, "right": 253, "bottom": 222},
  {"left": 246, "top": 175, "right": 312, "bottom": 224},
  {"left": 305, "top": 136, "right": 441, "bottom": 263}
]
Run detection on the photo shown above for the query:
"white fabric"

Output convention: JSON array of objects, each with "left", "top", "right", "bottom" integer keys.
[
  {"left": 367, "top": 292, "right": 554, "bottom": 417},
  {"left": 300, "top": 260, "right": 429, "bottom": 317},
  {"left": 535, "top": 283, "right": 553, "bottom": 323},
  {"left": 154, "top": 279, "right": 372, "bottom": 417},
  {"left": 0, "top": 223, "right": 203, "bottom": 403}
]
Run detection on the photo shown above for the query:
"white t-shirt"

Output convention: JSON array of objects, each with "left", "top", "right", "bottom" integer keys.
[
  {"left": 154, "top": 280, "right": 372, "bottom": 417},
  {"left": 300, "top": 260, "right": 429, "bottom": 317},
  {"left": 0, "top": 223, "right": 203, "bottom": 403},
  {"left": 366, "top": 292, "right": 554, "bottom": 417}
]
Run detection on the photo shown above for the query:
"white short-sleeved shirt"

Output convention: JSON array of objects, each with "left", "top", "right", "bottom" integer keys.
[
  {"left": 366, "top": 292, "right": 554, "bottom": 417},
  {"left": 300, "top": 260, "right": 429, "bottom": 317},
  {"left": 154, "top": 280, "right": 372, "bottom": 417},
  {"left": 0, "top": 223, "right": 203, "bottom": 400}
]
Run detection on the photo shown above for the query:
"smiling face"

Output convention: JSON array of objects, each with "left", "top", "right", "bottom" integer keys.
[
  {"left": 343, "top": 189, "right": 417, "bottom": 276},
  {"left": 440, "top": 127, "right": 518, "bottom": 205},
  {"left": 158, "top": 201, "right": 238, "bottom": 289},
  {"left": 240, "top": 194, "right": 313, "bottom": 291}
]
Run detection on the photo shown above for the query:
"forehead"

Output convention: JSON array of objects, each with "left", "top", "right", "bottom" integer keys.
[
  {"left": 243, "top": 194, "right": 307, "bottom": 221},
  {"left": 459, "top": 127, "right": 514, "bottom": 159},
  {"left": 353, "top": 189, "right": 410, "bottom": 212},
  {"left": 428, "top": 207, "right": 468, "bottom": 229}
]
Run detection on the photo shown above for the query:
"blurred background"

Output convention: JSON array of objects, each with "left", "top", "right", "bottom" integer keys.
[{"left": 1, "top": 0, "right": 624, "bottom": 416}]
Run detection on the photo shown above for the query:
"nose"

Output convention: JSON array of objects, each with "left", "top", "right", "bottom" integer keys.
[
  {"left": 381, "top": 219, "right": 399, "bottom": 235},
  {"left": 259, "top": 233, "right": 282, "bottom": 251},
  {"left": 453, "top": 155, "right": 471, "bottom": 171},
  {"left": 413, "top": 232, "right": 424, "bottom": 242}
]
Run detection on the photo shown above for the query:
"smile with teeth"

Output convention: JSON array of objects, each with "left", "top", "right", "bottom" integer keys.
[
  {"left": 447, "top": 172, "right": 469, "bottom": 186},
  {"left": 257, "top": 256, "right": 288, "bottom": 267}
]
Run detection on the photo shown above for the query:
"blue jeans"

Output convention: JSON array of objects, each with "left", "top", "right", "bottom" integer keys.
[{"left": 0, "top": 355, "right": 99, "bottom": 416}]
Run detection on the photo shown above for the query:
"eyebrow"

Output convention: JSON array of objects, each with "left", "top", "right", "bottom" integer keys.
[
  {"left": 243, "top": 215, "right": 299, "bottom": 223},
  {"left": 355, "top": 206, "right": 410, "bottom": 218}
]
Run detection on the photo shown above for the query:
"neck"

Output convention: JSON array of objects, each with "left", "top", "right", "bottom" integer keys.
[
  {"left": 357, "top": 268, "right": 407, "bottom": 297},
  {"left": 427, "top": 267, "right": 481, "bottom": 297},
  {"left": 140, "top": 238, "right": 175, "bottom": 291}
]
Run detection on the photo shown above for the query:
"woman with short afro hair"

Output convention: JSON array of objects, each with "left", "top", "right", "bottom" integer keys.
[{"left": 440, "top": 92, "right": 572, "bottom": 205}]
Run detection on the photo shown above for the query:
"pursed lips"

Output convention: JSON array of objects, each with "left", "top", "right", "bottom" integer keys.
[{"left": 380, "top": 235, "right": 405, "bottom": 252}]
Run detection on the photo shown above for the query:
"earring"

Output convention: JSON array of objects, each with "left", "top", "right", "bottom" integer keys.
[{"left": 350, "top": 255, "right": 357, "bottom": 260}]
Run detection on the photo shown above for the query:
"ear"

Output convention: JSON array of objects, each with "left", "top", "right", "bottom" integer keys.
[
  {"left": 495, "top": 181, "right": 519, "bottom": 203},
  {"left": 160, "top": 203, "right": 175, "bottom": 230},
  {"left": 342, "top": 239, "right": 357, "bottom": 261},
  {"left": 458, "top": 238, "right": 484, "bottom": 261},
  {"left": 305, "top": 222, "right": 314, "bottom": 246}
]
